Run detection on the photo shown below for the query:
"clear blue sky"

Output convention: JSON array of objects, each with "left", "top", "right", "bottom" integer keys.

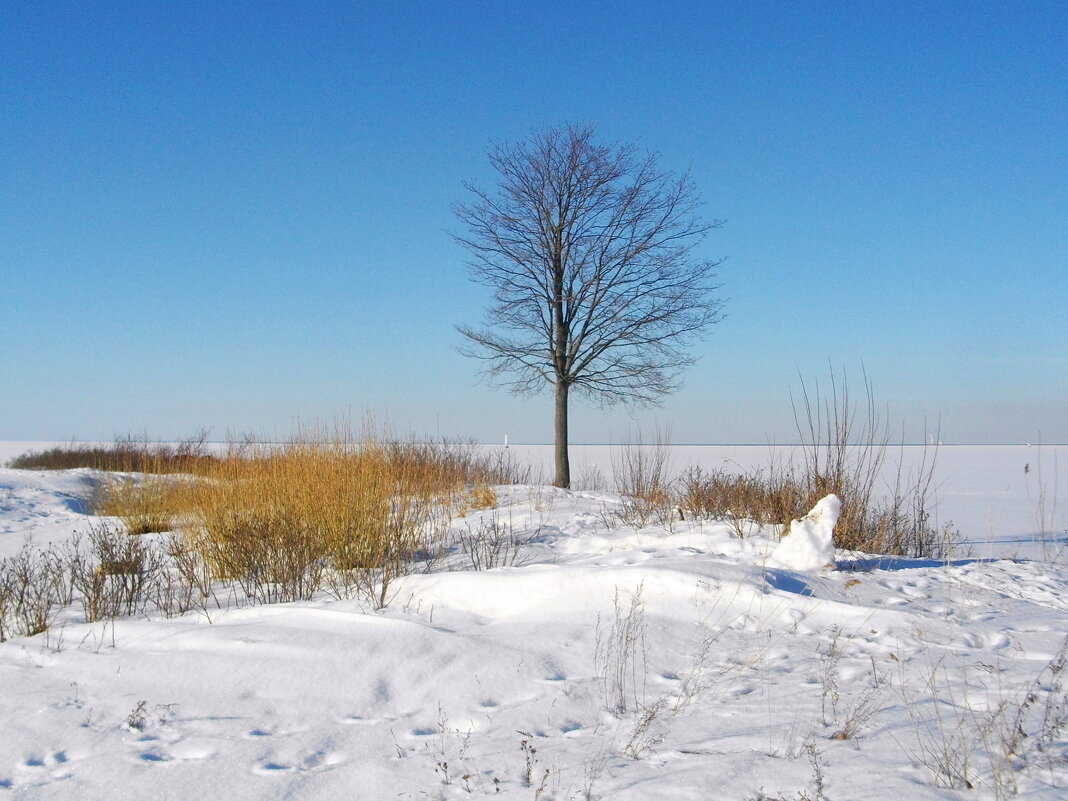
[{"left": 2, "top": 1, "right": 1065, "bottom": 444}]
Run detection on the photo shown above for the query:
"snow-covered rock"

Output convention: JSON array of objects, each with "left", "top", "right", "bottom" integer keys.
[{"left": 768, "top": 493, "right": 841, "bottom": 571}]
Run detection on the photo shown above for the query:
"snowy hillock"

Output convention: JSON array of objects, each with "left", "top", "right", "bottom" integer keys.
[{"left": 1, "top": 469, "right": 1066, "bottom": 800}]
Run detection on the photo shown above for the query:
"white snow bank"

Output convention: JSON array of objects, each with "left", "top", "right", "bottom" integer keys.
[
  {"left": 4, "top": 471, "right": 1068, "bottom": 800},
  {"left": 768, "top": 493, "right": 840, "bottom": 571}
]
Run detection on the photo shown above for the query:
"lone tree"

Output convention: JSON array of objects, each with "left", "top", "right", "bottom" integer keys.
[{"left": 454, "top": 124, "right": 725, "bottom": 488}]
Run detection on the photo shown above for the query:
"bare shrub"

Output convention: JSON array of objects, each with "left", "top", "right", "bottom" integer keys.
[
  {"left": 457, "top": 513, "right": 531, "bottom": 570},
  {"left": 1, "top": 545, "right": 74, "bottom": 639},
  {"left": 0, "top": 561, "right": 13, "bottom": 642},
  {"left": 68, "top": 522, "right": 164, "bottom": 622},
  {"left": 161, "top": 532, "right": 219, "bottom": 617},
  {"left": 3, "top": 545, "right": 66, "bottom": 637},
  {"left": 477, "top": 445, "right": 543, "bottom": 485},
  {"left": 573, "top": 462, "right": 608, "bottom": 492}
]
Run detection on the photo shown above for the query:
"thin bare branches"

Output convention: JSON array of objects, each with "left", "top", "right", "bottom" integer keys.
[{"left": 455, "top": 126, "right": 723, "bottom": 401}]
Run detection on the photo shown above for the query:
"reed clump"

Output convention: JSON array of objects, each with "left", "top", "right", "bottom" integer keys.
[
  {"left": 678, "top": 466, "right": 807, "bottom": 537},
  {"left": 94, "top": 473, "right": 191, "bottom": 535},
  {"left": 7, "top": 430, "right": 218, "bottom": 474},
  {"left": 174, "top": 426, "right": 498, "bottom": 606},
  {"left": 612, "top": 427, "right": 678, "bottom": 529},
  {"left": 677, "top": 369, "right": 953, "bottom": 558},
  {"left": 3, "top": 425, "right": 516, "bottom": 616}
]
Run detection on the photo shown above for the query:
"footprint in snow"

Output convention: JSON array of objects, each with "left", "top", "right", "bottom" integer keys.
[
  {"left": 251, "top": 748, "right": 344, "bottom": 775},
  {"left": 254, "top": 761, "right": 293, "bottom": 774},
  {"left": 20, "top": 751, "right": 69, "bottom": 770}
]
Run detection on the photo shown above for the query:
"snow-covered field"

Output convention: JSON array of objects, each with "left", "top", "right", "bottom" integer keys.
[{"left": 1, "top": 445, "right": 1065, "bottom": 799}]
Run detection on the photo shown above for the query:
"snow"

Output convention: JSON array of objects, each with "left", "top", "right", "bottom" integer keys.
[
  {"left": 768, "top": 494, "right": 841, "bottom": 571},
  {"left": 1, "top": 448, "right": 1067, "bottom": 800}
]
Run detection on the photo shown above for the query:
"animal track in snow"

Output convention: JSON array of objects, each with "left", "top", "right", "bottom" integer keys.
[
  {"left": 19, "top": 751, "right": 68, "bottom": 771},
  {"left": 254, "top": 761, "right": 293, "bottom": 774}
]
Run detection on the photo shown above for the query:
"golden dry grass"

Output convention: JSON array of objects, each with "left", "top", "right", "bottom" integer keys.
[
  {"left": 469, "top": 482, "right": 498, "bottom": 510},
  {"left": 94, "top": 474, "right": 191, "bottom": 535},
  {"left": 84, "top": 423, "right": 513, "bottom": 605}
]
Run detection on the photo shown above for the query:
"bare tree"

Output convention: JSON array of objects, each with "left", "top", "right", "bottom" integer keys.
[{"left": 454, "top": 125, "right": 725, "bottom": 488}]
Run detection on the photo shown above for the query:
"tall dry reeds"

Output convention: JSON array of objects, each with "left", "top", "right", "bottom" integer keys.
[
  {"left": 678, "top": 466, "right": 806, "bottom": 538},
  {"left": 94, "top": 473, "right": 191, "bottom": 535},
  {"left": 677, "top": 370, "right": 951, "bottom": 558},
  {"left": 173, "top": 425, "right": 492, "bottom": 607},
  {"left": 0, "top": 424, "right": 522, "bottom": 638},
  {"left": 791, "top": 368, "right": 950, "bottom": 557}
]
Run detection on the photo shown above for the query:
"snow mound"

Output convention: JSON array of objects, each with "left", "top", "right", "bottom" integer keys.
[{"left": 768, "top": 493, "right": 841, "bottom": 571}]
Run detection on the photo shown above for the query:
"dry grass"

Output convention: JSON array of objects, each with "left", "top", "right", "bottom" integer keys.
[
  {"left": 677, "top": 370, "right": 954, "bottom": 558},
  {"left": 94, "top": 474, "right": 191, "bottom": 535},
  {"left": 167, "top": 424, "right": 522, "bottom": 607},
  {"left": 896, "top": 640, "right": 1068, "bottom": 797},
  {"left": 469, "top": 482, "right": 498, "bottom": 510},
  {"left": 612, "top": 428, "right": 678, "bottom": 529},
  {"left": 7, "top": 430, "right": 218, "bottom": 474},
  {"left": 0, "top": 424, "right": 524, "bottom": 632},
  {"left": 170, "top": 428, "right": 475, "bottom": 606},
  {"left": 791, "top": 369, "right": 953, "bottom": 557},
  {"left": 679, "top": 465, "right": 806, "bottom": 537}
]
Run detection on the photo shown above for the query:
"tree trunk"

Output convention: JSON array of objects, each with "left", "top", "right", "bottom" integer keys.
[{"left": 553, "top": 380, "right": 570, "bottom": 488}]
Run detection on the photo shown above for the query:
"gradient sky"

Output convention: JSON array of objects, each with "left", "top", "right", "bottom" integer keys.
[{"left": 2, "top": 1, "right": 1066, "bottom": 444}]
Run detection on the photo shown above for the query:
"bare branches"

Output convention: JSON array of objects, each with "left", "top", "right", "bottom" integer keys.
[{"left": 454, "top": 124, "right": 724, "bottom": 403}]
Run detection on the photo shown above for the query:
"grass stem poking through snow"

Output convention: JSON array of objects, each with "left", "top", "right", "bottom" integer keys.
[{"left": 595, "top": 583, "right": 649, "bottom": 714}]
